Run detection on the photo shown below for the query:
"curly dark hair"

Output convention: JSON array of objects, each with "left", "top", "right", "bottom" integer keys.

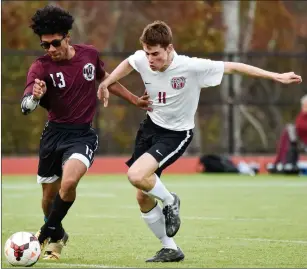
[{"left": 30, "top": 5, "right": 74, "bottom": 36}]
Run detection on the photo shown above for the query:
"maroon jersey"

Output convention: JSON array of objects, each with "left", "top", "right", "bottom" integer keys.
[{"left": 23, "top": 44, "right": 105, "bottom": 124}]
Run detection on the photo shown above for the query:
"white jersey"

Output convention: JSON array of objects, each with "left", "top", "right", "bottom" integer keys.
[{"left": 128, "top": 50, "right": 224, "bottom": 131}]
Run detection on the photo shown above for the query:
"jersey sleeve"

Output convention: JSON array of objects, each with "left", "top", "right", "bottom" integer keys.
[
  {"left": 127, "top": 50, "right": 146, "bottom": 73},
  {"left": 189, "top": 58, "right": 224, "bottom": 88},
  {"left": 23, "top": 60, "right": 44, "bottom": 97},
  {"left": 22, "top": 60, "right": 51, "bottom": 110},
  {"left": 95, "top": 51, "right": 106, "bottom": 81}
]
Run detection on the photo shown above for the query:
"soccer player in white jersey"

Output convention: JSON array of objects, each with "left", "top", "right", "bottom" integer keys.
[{"left": 97, "top": 21, "right": 302, "bottom": 262}]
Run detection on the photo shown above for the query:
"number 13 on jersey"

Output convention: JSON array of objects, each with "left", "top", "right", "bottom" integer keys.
[{"left": 158, "top": 91, "right": 166, "bottom": 103}]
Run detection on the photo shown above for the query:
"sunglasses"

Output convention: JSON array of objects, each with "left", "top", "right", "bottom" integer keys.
[{"left": 40, "top": 35, "right": 66, "bottom": 50}]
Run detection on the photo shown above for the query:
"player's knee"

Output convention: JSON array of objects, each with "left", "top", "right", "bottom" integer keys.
[
  {"left": 61, "top": 177, "right": 78, "bottom": 193},
  {"left": 127, "top": 167, "right": 144, "bottom": 187}
]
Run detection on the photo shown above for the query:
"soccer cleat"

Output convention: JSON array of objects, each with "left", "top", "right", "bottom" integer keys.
[
  {"left": 163, "top": 192, "right": 181, "bottom": 237},
  {"left": 146, "top": 247, "right": 185, "bottom": 262},
  {"left": 34, "top": 230, "right": 49, "bottom": 252},
  {"left": 43, "top": 231, "right": 69, "bottom": 260}
]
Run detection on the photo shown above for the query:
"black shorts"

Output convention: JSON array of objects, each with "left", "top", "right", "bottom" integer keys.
[
  {"left": 126, "top": 115, "right": 193, "bottom": 177},
  {"left": 37, "top": 121, "right": 98, "bottom": 184}
]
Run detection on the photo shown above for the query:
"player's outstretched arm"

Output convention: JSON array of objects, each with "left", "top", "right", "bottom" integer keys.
[
  {"left": 97, "top": 71, "right": 152, "bottom": 111},
  {"left": 224, "top": 62, "right": 302, "bottom": 84},
  {"left": 101, "top": 59, "right": 134, "bottom": 88},
  {"left": 97, "top": 59, "right": 134, "bottom": 107},
  {"left": 21, "top": 79, "right": 47, "bottom": 115}
]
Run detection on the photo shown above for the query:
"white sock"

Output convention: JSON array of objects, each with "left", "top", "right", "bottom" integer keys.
[
  {"left": 147, "top": 174, "right": 174, "bottom": 206},
  {"left": 141, "top": 203, "right": 177, "bottom": 250}
]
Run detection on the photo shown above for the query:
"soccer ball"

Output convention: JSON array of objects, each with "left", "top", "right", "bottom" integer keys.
[{"left": 4, "top": 232, "right": 41, "bottom": 267}]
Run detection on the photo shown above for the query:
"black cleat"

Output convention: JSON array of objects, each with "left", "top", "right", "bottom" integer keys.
[
  {"left": 146, "top": 247, "right": 185, "bottom": 262},
  {"left": 163, "top": 192, "right": 181, "bottom": 237}
]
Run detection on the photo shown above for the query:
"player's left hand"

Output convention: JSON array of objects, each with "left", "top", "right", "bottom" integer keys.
[
  {"left": 97, "top": 82, "right": 109, "bottom": 107},
  {"left": 137, "top": 91, "right": 153, "bottom": 112},
  {"left": 276, "top": 72, "right": 302, "bottom": 84}
]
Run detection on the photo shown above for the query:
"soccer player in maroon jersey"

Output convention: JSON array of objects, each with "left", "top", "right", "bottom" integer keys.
[{"left": 21, "top": 5, "right": 151, "bottom": 260}]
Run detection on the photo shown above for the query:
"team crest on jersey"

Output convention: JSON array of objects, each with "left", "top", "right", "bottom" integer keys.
[
  {"left": 171, "top": 77, "right": 186, "bottom": 90},
  {"left": 83, "top": 63, "right": 95, "bottom": 81}
]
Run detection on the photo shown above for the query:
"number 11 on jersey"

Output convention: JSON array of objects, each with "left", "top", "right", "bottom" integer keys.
[{"left": 158, "top": 92, "right": 166, "bottom": 103}]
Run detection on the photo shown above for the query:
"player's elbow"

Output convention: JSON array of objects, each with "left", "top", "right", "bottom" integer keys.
[{"left": 224, "top": 62, "right": 241, "bottom": 74}]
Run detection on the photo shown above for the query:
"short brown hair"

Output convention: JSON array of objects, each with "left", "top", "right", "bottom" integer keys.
[{"left": 139, "top": 21, "right": 172, "bottom": 48}]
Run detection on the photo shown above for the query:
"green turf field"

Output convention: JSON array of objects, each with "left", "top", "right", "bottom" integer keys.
[{"left": 2, "top": 174, "right": 307, "bottom": 268}]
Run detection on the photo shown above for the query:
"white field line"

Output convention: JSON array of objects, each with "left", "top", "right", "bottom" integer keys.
[
  {"left": 3, "top": 213, "right": 307, "bottom": 245},
  {"left": 167, "top": 182, "right": 307, "bottom": 187},
  {"left": 3, "top": 226, "right": 305, "bottom": 246},
  {"left": 2, "top": 212, "right": 300, "bottom": 224},
  {"left": 3, "top": 261, "right": 131, "bottom": 268},
  {"left": 3, "top": 193, "right": 116, "bottom": 198},
  {"left": 2, "top": 212, "right": 298, "bottom": 224},
  {"left": 2, "top": 181, "right": 307, "bottom": 190},
  {"left": 65, "top": 232, "right": 307, "bottom": 245},
  {"left": 37, "top": 262, "right": 132, "bottom": 268},
  {"left": 61, "top": 233, "right": 307, "bottom": 245},
  {"left": 179, "top": 235, "right": 307, "bottom": 245}
]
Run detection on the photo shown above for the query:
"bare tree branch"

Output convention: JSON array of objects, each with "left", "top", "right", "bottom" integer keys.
[{"left": 239, "top": 105, "right": 268, "bottom": 148}]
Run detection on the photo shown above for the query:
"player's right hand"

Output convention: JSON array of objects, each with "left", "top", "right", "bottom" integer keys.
[
  {"left": 275, "top": 72, "right": 302, "bottom": 84},
  {"left": 137, "top": 91, "right": 153, "bottom": 112},
  {"left": 32, "top": 79, "right": 47, "bottom": 100},
  {"left": 97, "top": 82, "right": 109, "bottom": 107}
]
